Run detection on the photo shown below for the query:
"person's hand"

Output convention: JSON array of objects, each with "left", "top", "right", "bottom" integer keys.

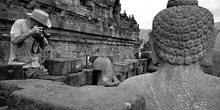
[{"left": 31, "top": 26, "right": 43, "bottom": 34}]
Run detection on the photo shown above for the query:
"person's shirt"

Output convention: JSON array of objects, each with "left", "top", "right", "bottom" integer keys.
[{"left": 8, "top": 19, "right": 40, "bottom": 68}]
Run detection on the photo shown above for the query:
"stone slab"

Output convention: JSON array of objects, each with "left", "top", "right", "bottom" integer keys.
[
  {"left": 43, "top": 58, "right": 83, "bottom": 76},
  {"left": 67, "top": 71, "right": 86, "bottom": 87},
  {"left": 113, "top": 63, "right": 129, "bottom": 73},
  {"left": 82, "top": 69, "right": 94, "bottom": 85},
  {"left": 0, "top": 79, "right": 145, "bottom": 110},
  {"left": 0, "top": 65, "right": 24, "bottom": 80}
]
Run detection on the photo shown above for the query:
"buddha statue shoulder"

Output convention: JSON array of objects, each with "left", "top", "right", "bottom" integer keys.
[{"left": 119, "top": 0, "right": 220, "bottom": 109}]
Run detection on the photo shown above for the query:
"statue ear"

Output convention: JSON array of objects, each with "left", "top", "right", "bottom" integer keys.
[
  {"left": 200, "top": 28, "right": 219, "bottom": 67},
  {"left": 149, "top": 31, "right": 160, "bottom": 64}
]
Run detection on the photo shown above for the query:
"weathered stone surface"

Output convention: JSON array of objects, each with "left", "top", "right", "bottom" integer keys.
[
  {"left": 43, "top": 58, "right": 83, "bottom": 76},
  {"left": 0, "top": 65, "right": 24, "bottom": 80},
  {"left": 0, "top": 79, "right": 145, "bottom": 110},
  {"left": 113, "top": 63, "right": 129, "bottom": 73},
  {"left": 67, "top": 72, "right": 86, "bottom": 87},
  {"left": 82, "top": 69, "right": 94, "bottom": 85}
]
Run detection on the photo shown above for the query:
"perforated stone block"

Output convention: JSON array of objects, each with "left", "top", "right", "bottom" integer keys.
[
  {"left": 44, "top": 58, "right": 83, "bottom": 76},
  {"left": 0, "top": 65, "right": 24, "bottom": 80},
  {"left": 67, "top": 71, "right": 86, "bottom": 87}
]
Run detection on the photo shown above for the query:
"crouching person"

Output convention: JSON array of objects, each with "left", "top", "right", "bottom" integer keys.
[{"left": 8, "top": 9, "right": 52, "bottom": 79}]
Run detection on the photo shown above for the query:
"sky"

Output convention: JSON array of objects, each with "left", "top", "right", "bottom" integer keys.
[{"left": 120, "top": 0, "right": 220, "bottom": 29}]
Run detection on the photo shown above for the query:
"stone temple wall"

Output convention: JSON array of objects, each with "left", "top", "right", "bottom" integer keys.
[{"left": 0, "top": 0, "right": 140, "bottom": 65}]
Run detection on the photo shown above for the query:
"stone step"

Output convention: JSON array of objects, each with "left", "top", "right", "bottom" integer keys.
[
  {"left": 43, "top": 58, "right": 83, "bottom": 76},
  {"left": 82, "top": 69, "right": 94, "bottom": 85},
  {"left": 0, "top": 65, "right": 24, "bottom": 80},
  {"left": 67, "top": 71, "right": 87, "bottom": 87}
]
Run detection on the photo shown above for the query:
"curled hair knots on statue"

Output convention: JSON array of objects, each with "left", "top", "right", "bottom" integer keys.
[
  {"left": 152, "top": 0, "right": 214, "bottom": 65},
  {"left": 167, "top": 0, "right": 198, "bottom": 8}
]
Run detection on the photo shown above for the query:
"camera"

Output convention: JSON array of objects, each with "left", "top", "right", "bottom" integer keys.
[
  {"left": 31, "top": 27, "right": 51, "bottom": 54},
  {"left": 32, "top": 27, "right": 51, "bottom": 42}
]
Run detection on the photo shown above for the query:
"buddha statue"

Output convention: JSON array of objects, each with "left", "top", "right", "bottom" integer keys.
[{"left": 117, "top": 0, "right": 220, "bottom": 109}]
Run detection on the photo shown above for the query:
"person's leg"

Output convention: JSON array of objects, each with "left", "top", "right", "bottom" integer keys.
[
  {"left": 23, "top": 67, "right": 48, "bottom": 79},
  {"left": 23, "top": 67, "right": 36, "bottom": 79}
]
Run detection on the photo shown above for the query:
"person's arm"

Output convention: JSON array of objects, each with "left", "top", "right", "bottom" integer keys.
[
  {"left": 12, "top": 30, "right": 32, "bottom": 45},
  {"left": 12, "top": 25, "right": 42, "bottom": 45}
]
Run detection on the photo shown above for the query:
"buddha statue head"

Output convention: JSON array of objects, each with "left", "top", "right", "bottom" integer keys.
[{"left": 150, "top": 0, "right": 215, "bottom": 65}]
